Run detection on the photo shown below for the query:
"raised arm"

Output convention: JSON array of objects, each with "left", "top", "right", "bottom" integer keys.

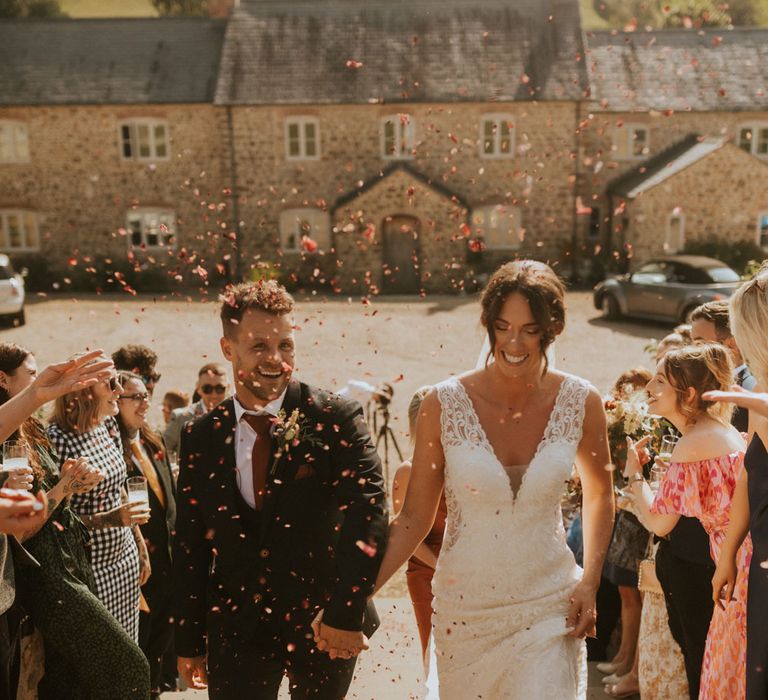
[
  {"left": 374, "top": 391, "right": 445, "bottom": 593},
  {"left": 568, "top": 388, "right": 615, "bottom": 638}
]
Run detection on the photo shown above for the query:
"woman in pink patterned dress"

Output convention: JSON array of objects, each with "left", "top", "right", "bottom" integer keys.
[{"left": 625, "top": 342, "right": 751, "bottom": 700}]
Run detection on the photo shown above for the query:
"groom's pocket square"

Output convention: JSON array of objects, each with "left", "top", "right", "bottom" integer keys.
[{"left": 294, "top": 464, "right": 316, "bottom": 480}]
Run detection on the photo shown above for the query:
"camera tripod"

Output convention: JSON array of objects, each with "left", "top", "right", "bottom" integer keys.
[{"left": 370, "top": 402, "right": 403, "bottom": 489}]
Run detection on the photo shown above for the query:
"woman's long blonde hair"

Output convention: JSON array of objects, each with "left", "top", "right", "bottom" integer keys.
[
  {"left": 50, "top": 384, "right": 102, "bottom": 434},
  {"left": 730, "top": 263, "right": 768, "bottom": 387},
  {"left": 662, "top": 343, "right": 734, "bottom": 424}
]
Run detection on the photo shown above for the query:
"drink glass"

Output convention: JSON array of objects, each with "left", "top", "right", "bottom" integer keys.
[
  {"left": 658, "top": 435, "right": 679, "bottom": 463},
  {"left": 126, "top": 476, "right": 150, "bottom": 510},
  {"left": 2, "top": 441, "right": 29, "bottom": 474}
]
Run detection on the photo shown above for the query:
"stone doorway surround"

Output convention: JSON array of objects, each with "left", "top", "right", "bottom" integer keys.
[{"left": 330, "top": 163, "right": 469, "bottom": 295}]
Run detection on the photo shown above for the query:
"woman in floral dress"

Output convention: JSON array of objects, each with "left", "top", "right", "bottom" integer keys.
[{"left": 626, "top": 342, "right": 751, "bottom": 700}]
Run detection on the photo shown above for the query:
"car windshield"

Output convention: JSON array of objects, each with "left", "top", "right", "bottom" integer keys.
[{"left": 706, "top": 267, "right": 740, "bottom": 283}]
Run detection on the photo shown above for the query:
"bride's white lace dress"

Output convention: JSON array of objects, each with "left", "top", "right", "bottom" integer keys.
[{"left": 430, "top": 373, "right": 590, "bottom": 699}]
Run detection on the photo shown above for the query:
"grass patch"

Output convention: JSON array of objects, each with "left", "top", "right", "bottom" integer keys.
[
  {"left": 60, "top": 0, "right": 157, "bottom": 17},
  {"left": 580, "top": 0, "right": 610, "bottom": 30}
]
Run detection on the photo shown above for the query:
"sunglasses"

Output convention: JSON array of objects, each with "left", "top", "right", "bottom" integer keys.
[
  {"left": 142, "top": 373, "right": 161, "bottom": 385},
  {"left": 200, "top": 384, "right": 227, "bottom": 395},
  {"left": 106, "top": 377, "right": 122, "bottom": 392},
  {"left": 118, "top": 393, "right": 150, "bottom": 403}
]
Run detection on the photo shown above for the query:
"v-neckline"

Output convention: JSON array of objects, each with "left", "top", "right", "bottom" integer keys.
[{"left": 454, "top": 375, "right": 569, "bottom": 503}]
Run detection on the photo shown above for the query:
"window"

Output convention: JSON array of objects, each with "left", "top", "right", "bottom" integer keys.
[
  {"left": 664, "top": 211, "right": 685, "bottom": 253},
  {"left": 631, "top": 262, "right": 670, "bottom": 285},
  {"left": 285, "top": 117, "right": 320, "bottom": 160},
  {"left": 471, "top": 205, "right": 521, "bottom": 250},
  {"left": 480, "top": 114, "right": 515, "bottom": 158},
  {"left": 758, "top": 212, "right": 768, "bottom": 248},
  {"left": 126, "top": 209, "right": 176, "bottom": 249},
  {"left": 0, "top": 122, "right": 30, "bottom": 164},
  {"left": 381, "top": 115, "right": 415, "bottom": 159},
  {"left": 278, "top": 209, "right": 330, "bottom": 252},
  {"left": 0, "top": 210, "right": 39, "bottom": 251},
  {"left": 612, "top": 122, "right": 650, "bottom": 160},
  {"left": 738, "top": 124, "right": 768, "bottom": 157},
  {"left": 119, "top": 119, "right": 169, "bottom": 161}
]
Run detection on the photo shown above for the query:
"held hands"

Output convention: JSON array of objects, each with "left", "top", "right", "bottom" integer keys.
[
  {"left": 60, "top": 457, "right": 102, "bottom": 496},
  {"left": 566, "top": 581, "right": 598, "bottom": 639},
  {"left": 712, "top": 556, "right": 738, "bottom": 610},
  {"left": 311, "top": 609, "right": 369, "bottom": 660},
  {"left": 177, "top": 656, "right": 208, "bottom": 690},
  {"left": 703, "top": 385, "right": 768, "bottom": 419}
]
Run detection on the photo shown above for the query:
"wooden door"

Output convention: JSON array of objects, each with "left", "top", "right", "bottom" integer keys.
[{"left": 381, "top": 215, "right": 421, "bottom": 294}]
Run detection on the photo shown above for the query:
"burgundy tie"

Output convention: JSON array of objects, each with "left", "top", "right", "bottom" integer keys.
[{"left": 243, "top": 414, "right": 272, "bottom": 511}]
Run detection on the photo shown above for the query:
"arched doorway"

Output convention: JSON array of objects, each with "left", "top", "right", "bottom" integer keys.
[{"left": 381, "top": 215, "right": 421, "bottom": 294}]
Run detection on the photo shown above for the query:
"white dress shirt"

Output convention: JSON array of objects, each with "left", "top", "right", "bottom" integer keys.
[{"left": 232, "top": 390, "right": 288, "bottom": 509}]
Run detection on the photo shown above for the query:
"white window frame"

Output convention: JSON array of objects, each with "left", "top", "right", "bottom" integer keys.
[
  {"left": 737, "top": 123, "right": 768, "bottom": 158},
  {"left": 119, "top": 119, "right": 170, "bottom": 162},
  {"left": 471, "top": 204, "right": 522, "bottom": 250},
  {"left": 758, "top": 212, "right": 768, "bottom": 249},
  {"left": 664, "top": 211, "right": 686, "bottom": 253},
  {"left": 285, "top": 117, "right": 320, "bottom": 161},
  {"left": 380, "top": 114, "right": 415, "bottom": 160},
  {"left": 126, "top": 209, "right": 176, "bottom": 250},
  {"left": 612, "top": 122, "right": 650, "bottom": 160},
  {"left": 278, "top": 208, "right": 330, "bottom": 252},
  {"left": 0, "top": 121, "right": 30, "bottom": 164},
  {"left": 0, "top": 210, "right": 40, "bottom": 252},
  {"left": 479, "top": 113, "right": 515, "bottom": 159}
]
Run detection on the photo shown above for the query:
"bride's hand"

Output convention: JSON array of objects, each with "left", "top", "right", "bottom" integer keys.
[{"left": 566, "top": 581, "right": 597, "bottom": 639}]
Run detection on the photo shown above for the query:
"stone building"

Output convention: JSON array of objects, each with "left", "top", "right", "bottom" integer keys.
[{"left": 1, "top": 1, "right": 767, "bottom": 294}]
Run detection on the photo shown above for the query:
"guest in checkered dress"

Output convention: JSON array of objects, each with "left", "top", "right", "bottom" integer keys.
[{"left": 48, "top": 375, "right": 151, "bottom": 643}]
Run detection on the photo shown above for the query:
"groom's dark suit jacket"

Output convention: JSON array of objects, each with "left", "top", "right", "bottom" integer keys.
[{"left": 172, "top": 380, "right": 389, "bottom": 658}]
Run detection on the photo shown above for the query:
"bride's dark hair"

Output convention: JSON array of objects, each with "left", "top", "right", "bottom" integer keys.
[{"left": 480, "top": 260, "right": 566, "bottom": 370}]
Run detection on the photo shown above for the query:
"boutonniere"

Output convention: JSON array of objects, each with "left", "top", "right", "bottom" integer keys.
[{"left": 269, "top": 408, "right": 322, "bottom": 477}]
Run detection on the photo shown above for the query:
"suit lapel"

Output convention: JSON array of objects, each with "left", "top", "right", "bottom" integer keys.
[
  {"left": 259, "top": 380, "right": 302, "bottom": 543},
  {"left": 207, "top": 399, "right": 240, "bottom": 517}
]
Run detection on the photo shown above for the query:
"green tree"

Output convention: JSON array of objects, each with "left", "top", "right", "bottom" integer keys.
[
  {"left": 151, "top": 0, "right": 207, "bottom": 16},
  {"left": 0, "top": 0, "right": 65, "bottom": 17},
  {"left": 592, "top": 0, "right": 768, "bottom": 27}
]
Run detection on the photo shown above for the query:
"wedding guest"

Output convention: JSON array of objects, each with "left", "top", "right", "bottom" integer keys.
[
  {"left": 600, "top": 368, "right": 652, "bottom": 685},
  {"left": 48, "top": 371, "right": 151, "bottom": 643},
  {"left": 374, "top": 261, "right": 614, "bottom": 697},
  {"left": 163, "top": 363, "right": 228, "bottom": 455},
  {"left": 691, "top": 300, "right": 757, "bottom": 432},
  {"left": 0, "top": 344, "right": 151, "bottom": 699},
  {"left": 655, "top": 332, "right": 687, "bottom": 362},
  {"left": 673, "top": 323, "right": 693, "bottom": 344},
  {"left": 707, "top": 266, "right": 768, "bottom": 700},
  {"left": 113, "top": 344, "right": 161, "bottom": 396},
  {"left": 626, "top": 343, "right": 750, "bottom": 700},
  {"left": 161, "top": 390, "right": 189, "bottom": 427},
  {"left": 391, "top": 385, "right": 446, "bottom": 661},
  {"left": 116, "top": 371, "right": 176, "bottom": 700}
]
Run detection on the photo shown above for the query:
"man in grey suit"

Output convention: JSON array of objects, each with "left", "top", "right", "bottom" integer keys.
[{"left": 164, "top": 363, "right": 229, "bottom": 455}]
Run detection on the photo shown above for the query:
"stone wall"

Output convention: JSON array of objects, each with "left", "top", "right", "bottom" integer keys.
[
  {"left": 622, "top": 144, "right": 768, "bottom": 262},
  {"left": 0, "top": 104, "right": 230, "bottom": 290}
]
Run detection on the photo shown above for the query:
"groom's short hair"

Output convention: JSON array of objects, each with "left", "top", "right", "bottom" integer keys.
[{"left": 220, "top": 280, "right": 294, "bottom": 338}]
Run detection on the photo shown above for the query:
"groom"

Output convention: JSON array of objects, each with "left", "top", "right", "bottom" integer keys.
[{"left": 172, "top": 281, "right": 388, "bottom": 699}]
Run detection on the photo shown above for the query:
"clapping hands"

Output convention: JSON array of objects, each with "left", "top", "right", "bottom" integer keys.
[{"left": 311, "top": 609, "right": 369, "bottom": 660}]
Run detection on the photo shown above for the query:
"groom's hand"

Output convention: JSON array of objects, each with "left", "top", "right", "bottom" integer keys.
[
  {"left": 312, "top": 610, "right": 369, "bottom": 660},
  {"left": 178, "top": 655, "right": 208, "bottom": 690}
]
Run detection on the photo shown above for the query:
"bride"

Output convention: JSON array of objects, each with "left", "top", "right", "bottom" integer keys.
[{"left": 374, "top": 261, "right": 614, "bottom": 699}]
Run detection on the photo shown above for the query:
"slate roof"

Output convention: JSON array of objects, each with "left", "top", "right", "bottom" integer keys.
[
  {"left": 331, "top": 162, "right": 469, "bottom": 213},
  {"left": 608, "top": 133, "right": 727, "bottom": 198},
  {"left": 0, "top": 18, "right": 227, "bottom": 105},
  {"left": 586, "top": 28, "right": 768, "bottom": 112},
  {"left": 214, "top": 0, "right": 588, "bottom": 105}
]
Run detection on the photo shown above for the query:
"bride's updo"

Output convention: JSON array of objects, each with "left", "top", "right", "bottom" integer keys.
[{"left": 480, "top": 260, "right": 566, "bottom": 369}]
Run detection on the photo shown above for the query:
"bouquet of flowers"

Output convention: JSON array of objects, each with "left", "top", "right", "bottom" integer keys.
[{"left": 604, "top": 386, "right": 658, "bottom": 473}]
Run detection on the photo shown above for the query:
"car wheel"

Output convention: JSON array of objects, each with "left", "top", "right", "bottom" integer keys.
[
  {"left": 601, "top": 294, "right": 621, "bottom": 320},
  {"left": 11, "top": 310, "right": 25, "bottom": 327}
]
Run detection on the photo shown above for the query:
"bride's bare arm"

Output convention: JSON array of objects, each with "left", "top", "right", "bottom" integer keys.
[
  {"left": 374, "top": 391, "right": 445, "bottom": 593},
  {"left": 574, "top": 389, "right": 615, "bottom": 591}
]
